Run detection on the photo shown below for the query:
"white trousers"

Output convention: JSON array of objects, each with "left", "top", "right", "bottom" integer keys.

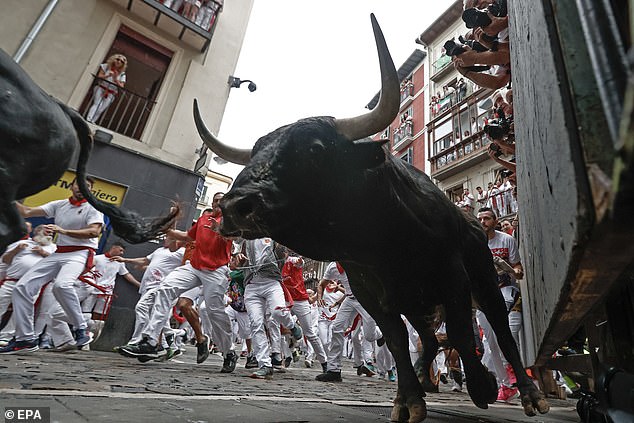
[
  {"left": 13, "top": 251, "right": 88, "bottom": 341},
  {"left": 318, "top": 319, "right": 335, "bottom": 351},
  {"left": 476, "top": 309, "right": 520, "bottom": 387},
  {"left": 86, "top": 88, "right": 115, "bottom": 123},
  {"left": 129, "top": 286, "right": 170, "bottom": 344},
  {"left": 291, "top": 300, "right": 326, "bottom": 364},
  {"left": 225, "top": 306, "right": 251, "bottom": 340},
  {"left": 327, "top": 296, "right": 381, "bottom": 372},
  {"left": 376, "top": 342, "right": 395, "bottom": 373},
  {"left": 143, "top": 263, "right": 232, "bottom": 354},
  {"left": 244, "top": 280, "right": 295, "bottom": 368},
  {"left": 35, "top": 284, "right": 75, "bottom": 347},
  {"left": 0, "top": 280, "right": 17, "bottom": 339}
]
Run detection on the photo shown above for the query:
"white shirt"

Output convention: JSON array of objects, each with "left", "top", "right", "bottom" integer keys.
[
  {"left": 139, "top": 247, "right": 185, "bottom": 294},
  {"left": 41, "top": 200, "right": 103, "bottom": 248},
  {"left": 4, "top": 239, "right": 57, "bottom": 280},
  {"left": 323, "top": 261, "right": 351, "bottom": 294},
  {"left": 85, "top": 254, "right": 129, "bottom": 291}
]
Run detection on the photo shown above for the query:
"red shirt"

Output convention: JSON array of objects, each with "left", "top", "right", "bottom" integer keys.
[
  {"left": 187, "top": 214, "right": 232, "bottom": 271},
  {"left": 282, "top": 257, "right": 308, "bottom": 301}
]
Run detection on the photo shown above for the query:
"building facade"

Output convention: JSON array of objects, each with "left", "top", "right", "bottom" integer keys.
[
  {"left": 1, "top": 0, "right": 253, "bottom": 348},
  {"left": 416, "top": 0, "right": 514, "bottom": 215}
]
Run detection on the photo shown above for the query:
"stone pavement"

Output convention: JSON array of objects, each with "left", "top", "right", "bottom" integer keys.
[{"left": 0, "top": 348, "right": 580, "bottom": 422}]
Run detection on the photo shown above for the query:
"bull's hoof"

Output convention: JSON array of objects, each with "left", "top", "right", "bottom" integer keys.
[
  {"left": 467, "top": 370, "right": 498, "bottom": 408},
  {"left": 390, "top": 403, "right": 409, "bottom": 422},
  {"left": 519, "top": 384, "right": 550, "bottom": 416},
  {"left": 406, "top": 398, "right": 427, "bottom": 423}
]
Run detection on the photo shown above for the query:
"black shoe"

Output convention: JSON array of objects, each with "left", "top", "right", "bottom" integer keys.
[
  {"left": 321, "top": 362, "right": 328, "bottom": 373},
  {"left": 271, "top": 353, "right": 283, "bottom": 369},
  {"left": 358, "top": 362, "right": 376, "bottom": 377},
  {"left": 440, "top": 373, "right": 448, "bottom": 384},
  {"left": 196, "top": 336, "right": 210, "bottom": 364},
  {"left": 245, "top": 354, "right": 259, "bottom": 369},
  {"left": 316, "top": 371, "right": 342, "bottom": 382},
  {"left": 221, "top": 351, "right": 238, "bottom": 373},
  {"left": 284, "top": 356, "right": 292, "bottom": 368},
  {"left": 119, "top": 339, "right": 158, "bottom": 359}
]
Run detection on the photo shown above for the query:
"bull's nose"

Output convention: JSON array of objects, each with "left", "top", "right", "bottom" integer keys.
[{"left": 222, "top": 196, "right": 255, "bottom": 218}]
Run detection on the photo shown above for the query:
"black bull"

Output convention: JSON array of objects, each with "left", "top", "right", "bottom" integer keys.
[
  {"left": 196, "top": 14, "right": 549, "bottom": 423},
  {"left": 0, "top": 49, "right": 177, "bottom": 255}
]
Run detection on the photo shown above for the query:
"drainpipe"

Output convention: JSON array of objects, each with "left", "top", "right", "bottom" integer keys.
[{"left": 13, "top": 0, "right": 59, "bottom": 64}]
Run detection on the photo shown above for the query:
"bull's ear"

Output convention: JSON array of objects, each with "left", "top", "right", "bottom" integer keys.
[{"left": 345, "top": 139, "right": 388, "bottom": 169}]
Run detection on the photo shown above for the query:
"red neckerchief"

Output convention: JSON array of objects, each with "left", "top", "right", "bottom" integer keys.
[
  {"left": 104, "top": 252, "right": 112, "bottom": 258},
  {"left": 68, "top": 197, "right": 87, "bottom": 207},
  {"left": 336, "top": 262, "right": 344, "bottom": 274},
  {"left": 20, "top": 234, "right": 29, "bottom": 240}
]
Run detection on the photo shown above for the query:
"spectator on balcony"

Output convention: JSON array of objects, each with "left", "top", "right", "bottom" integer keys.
[
  {"left": 476, "top": 186, "right": 488, "bottom": 207},
  {"left": 86, "top": 54, "right": 127, "bottom": 123},
  {"left": 457, "top": 78, "right": 468, "bottom": 102},
  {"left": 196, "top": 0, "right": 222, "bottom": 30},
  {"left": 462, "top": 188, "right": 476, "bottom": 214},
  {"left": 471, "top": 116, "right": 479, "bottom": 134},
  {"left": 430, "top": 95, "right": 438, "bottom": 117},
  {"left": 182, "top": 0, "right": 201, "bottom": 22}
]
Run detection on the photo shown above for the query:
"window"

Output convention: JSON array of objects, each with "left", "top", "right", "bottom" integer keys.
[
  {"left": 400, "top": 147, "right": 413, "bottom": 164},
  {"left": 79, "top": 25, "right": 174, "bottom": 140}
]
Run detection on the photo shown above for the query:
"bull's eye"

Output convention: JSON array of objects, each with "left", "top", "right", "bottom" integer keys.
[{"left": 307, "top": 140, "right": 326, "bottom": 162}]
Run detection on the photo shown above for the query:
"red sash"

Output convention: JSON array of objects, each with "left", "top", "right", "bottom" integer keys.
[{"left": 56, "top": 246, "right": 95, "bottom": 274}]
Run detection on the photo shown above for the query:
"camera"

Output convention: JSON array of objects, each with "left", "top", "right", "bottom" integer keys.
[
  {"left": 484, "top": 121, "right": 511, "bottom": 140},
  {"left": 458, "top": 35, "right": 489, "bottom": 53},
  {"left": 462, "top": 0, "right": 507, "bottom": 29},
  {"left": 443, "top": 39, "right": 491, "bottom": 72}
]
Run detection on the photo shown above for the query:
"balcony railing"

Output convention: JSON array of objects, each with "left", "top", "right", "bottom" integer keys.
[
  {"left": 429, "top": 132, "right": 491, "bottom": 174},
  {"left": 400, "top": 83, "right": 414, "bottom": 103},
  {"left": 79, "top": 76, "right": 157, "bottom": 141},
  {"left": 432, "top": 54, "right": 452, "bottom": 74},
  {"left": 430, "top": 92, "right": 455, "bottom": 118},
  {"left": 393, "top": 122, "right": 414, "bottom": 146}
]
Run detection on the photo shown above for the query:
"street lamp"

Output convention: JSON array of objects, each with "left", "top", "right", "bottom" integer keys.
[{"left": 228, "top": 75, "right": 257, "bottom": 92}]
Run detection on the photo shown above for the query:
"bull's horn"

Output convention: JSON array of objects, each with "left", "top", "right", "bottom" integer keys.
[
  {"left": 193, "top": 99, "right": 252, "bottom": 165},
  {"left": 334, "top": 14, "right": 399, "bottom": 141}
]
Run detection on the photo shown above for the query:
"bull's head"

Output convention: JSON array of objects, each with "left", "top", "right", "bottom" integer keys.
[{"left": 194, "top": 14, "right": 399, "bottom": 254}]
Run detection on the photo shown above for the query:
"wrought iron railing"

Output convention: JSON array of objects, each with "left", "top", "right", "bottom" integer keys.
[{"left": 80, "top": 76, "right": 157, "bottom": 141}]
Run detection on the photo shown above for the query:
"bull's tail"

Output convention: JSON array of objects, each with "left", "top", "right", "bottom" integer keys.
[{"left": 62, "top": 103, "right": 179, "bottom": 243}]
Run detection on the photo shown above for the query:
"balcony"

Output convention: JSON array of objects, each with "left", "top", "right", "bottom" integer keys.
[
  {"left": 111, "top": 0, "right": 222, "bottom": 52},
  {"left": 430, "top": 54, "right": 454, "bottom": 81},
  {"left": 400, "top": 82, "right": 414, "bottom": 106},
  {"left": 79, "top": 75, "right": 157, "bottom": 141},
  {"left": 393, "top": 122, "right": 414, "bottom": 149},
  {"left": 429, "top": 132, "right": 491, "bottom": 180}
]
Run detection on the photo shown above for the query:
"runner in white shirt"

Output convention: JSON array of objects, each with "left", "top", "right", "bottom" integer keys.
[
  {"left": 1, "top": 178, "right": 103, "bottom": 354},
  {"left": 76, "top": 242, "right": 139, "bottom": 342},
  {"left": 315, "top": 262, "right": 383, "bottom": 382},
  {"left": 0, "top": 224, "right": 56, "bottom": 343},
  {"left": 112, "top": 238, "right": 184, "bottom": 348}
]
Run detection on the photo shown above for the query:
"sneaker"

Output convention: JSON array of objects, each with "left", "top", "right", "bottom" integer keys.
[
  {"left": 115, "top": 342, "right": 138, "bottom": 355},
  {"left": 172, "top": 349, "right": 183, "bottom": 358},
  {"left": 439, "top": 373, "right": 448, "bottom": 384},
  {"left": 304, "top": 359, "right": 313, "bottom": 368},
  {"left": 221, "top": 351, "right": 238, "bottom": 373},
  {"left": 0, "top": 339, "right": 39, "bottom": 354},
  {"left": 245, "top": 354, "right": 259, "bottom": 369},
  {"left": 47, "top": 341, "right": 78, "bottom": 353},
  {"left": 450, "top": 369, "right": 463, "bottom": 392},
  {"left": 451, "top": 380, "right": 463, "bottom": 392},
  {"left": 196, "top": 336, "right": 210, "bottom": 364},
  {"left": 165, "top": 333, "right": 175, "bottom": 348},
  {"left": 0, "top": 339, "right": 10, "bottom": 347},
  {"left": 357, "top": 362, "right": 376, "bottom": 377},
  {"left": 290, "top": 325, "right": 303, "bottom": 341},
  {"left": 39, "top": 337, "right": 53, "bottom": 350},
  {"left": 388, "top": 368, "right": 397, "bottom": 382},
  {"left": 284, "top": 356, "right": 292, "bottom": 368},
  {"left": 119, "top": 339, "right": 159, "bottom": 359},
  {"left": 316, "top": 371, "right": 342, "bottom": 382},
  {"left": 497, "top": 385, "right": 519, "bottom": 403},
  {"left": 74, "top": 328, "right": 91, "bottom": 347},
  {"left": 250, "top": 366, "right": 273, "bottom": 379},
  {"left": 271, "top": 353, "right": 283, "bottom": 369},
  {"left": 292, "top": 349, "right": 300, "bottom": 362}
]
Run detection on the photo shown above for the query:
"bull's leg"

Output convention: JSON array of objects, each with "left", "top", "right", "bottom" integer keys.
[
  {"left": 374, "top": 313, "right": 427, "bottom": 423},
  {"left": 406, "top": 315, "right": 441, "bottom": 393},
  {"left": 442, "top": 277, "right": 498, "bottom": 409},
  {"left": 473, "top": 274, "right": 549, "bottom": 416},
  {"left": 0, "top": 200, "right": 25, "bottom": 255}
]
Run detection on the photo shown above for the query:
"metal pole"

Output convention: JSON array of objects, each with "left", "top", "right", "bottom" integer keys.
[{"left": 13, "top": 0, "right": 59, "bottom": 63}]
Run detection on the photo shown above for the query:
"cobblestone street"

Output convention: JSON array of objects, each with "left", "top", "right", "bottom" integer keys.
[{"left": 0, "top": 348, "right": 579, "bottom": 422}]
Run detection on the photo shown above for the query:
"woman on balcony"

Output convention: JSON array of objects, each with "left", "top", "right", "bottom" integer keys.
[{"left": 86, "top": 54, "right": 127, "bottom": 123}]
